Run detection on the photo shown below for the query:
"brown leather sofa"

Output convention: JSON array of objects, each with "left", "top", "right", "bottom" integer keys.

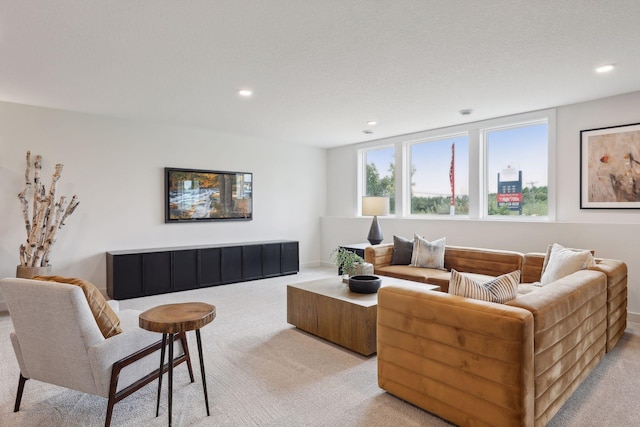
[{"left": 366, "top": 243, "right": 627, "bottom": 426}]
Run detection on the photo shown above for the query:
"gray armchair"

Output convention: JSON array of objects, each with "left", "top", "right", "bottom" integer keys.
[{"left": 1, "top": 277, "right": 194, "bottom": 427}]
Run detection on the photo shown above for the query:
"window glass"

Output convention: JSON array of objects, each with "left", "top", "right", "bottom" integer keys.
[
  {"left": 364, "top": 146, "right": 395, "bottom": 213},
  {"left": 485, "top": 122, "right": 548, "bottom": 216},
  {"left": 409, "top": 135, "right": 469, "bottom": 215}
]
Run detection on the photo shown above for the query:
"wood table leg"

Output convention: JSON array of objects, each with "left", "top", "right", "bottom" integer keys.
[
  {"left": 195, "top": 329, "right": 210, "bottom": 416},
  {"left": 156, "top": 333, "right": 167, "bottom": 417},
  {"left": 168, "top": 332, "right": 174, "bottom": 427}
]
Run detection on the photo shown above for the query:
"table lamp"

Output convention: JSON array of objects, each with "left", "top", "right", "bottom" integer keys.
[{"left": 362, "top": 196, "right": 389, "bottom": 245}]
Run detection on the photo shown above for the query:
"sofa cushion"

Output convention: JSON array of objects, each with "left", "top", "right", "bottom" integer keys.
[
  {"left": 410, "top": 235, "right": 446, "bottom": 269},
  {"left": 376, "top": 265, "right": 450, "bottom": 284},
  {"left": 540, "top": 243, "right": 595, "bottom": 285},
  {"left": 391, "top": 235, "right": 413, "bottom": 265},
  {"left": 35, "top": 275, "right": 122, "bottom": 338},
  {"left": 518, "top": 283, "right": 542, "bottom": 295},
  {"left": 449, "top": 269, "right": 520, "bottom": 303}
]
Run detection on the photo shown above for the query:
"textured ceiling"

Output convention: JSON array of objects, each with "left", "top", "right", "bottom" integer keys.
[{"left": 1, "top": 1, "right": 640, "bottom": 147}]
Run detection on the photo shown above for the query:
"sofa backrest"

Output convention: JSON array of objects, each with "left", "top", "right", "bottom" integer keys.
[
  {"left": 444, "top": 246, "right": 523, "bottom": 277},
  {"left": 522, "top": 252, "right": 546, "bottom": 283}
]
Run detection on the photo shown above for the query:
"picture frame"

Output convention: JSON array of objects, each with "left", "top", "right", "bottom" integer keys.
[{"left": 580, "top": 122, "right": 640, "bottom": 209}]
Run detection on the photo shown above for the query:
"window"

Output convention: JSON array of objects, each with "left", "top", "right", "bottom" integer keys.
[
  {"left": 409, "top": 135, "right": 469, "bottom": 215},
  {"left": 484, "top": 121, "right": 548, "bottom": 217},
  {"left": 355, "top": 110, "right": 553, "bottom": 221},
  {"left": 363, "top": 146, "right": 395, "bottom": 213}
]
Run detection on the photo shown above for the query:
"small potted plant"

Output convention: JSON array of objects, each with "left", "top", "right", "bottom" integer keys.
[{"left": 331, "top": 247, "right": 370, "bottom": 283}]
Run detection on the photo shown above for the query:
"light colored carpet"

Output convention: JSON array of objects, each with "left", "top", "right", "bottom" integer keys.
[{"left": 0, "top": 266, "right": 638, "bottom": 426}]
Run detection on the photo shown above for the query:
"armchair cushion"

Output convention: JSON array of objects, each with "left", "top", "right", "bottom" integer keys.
[{"left": 35, "top": 275, "right": 122, "bottom": 338}]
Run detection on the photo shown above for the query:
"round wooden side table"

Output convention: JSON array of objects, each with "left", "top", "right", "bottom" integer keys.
[{"left": 139, "top": 302, "right": 216, "bottom": 427}]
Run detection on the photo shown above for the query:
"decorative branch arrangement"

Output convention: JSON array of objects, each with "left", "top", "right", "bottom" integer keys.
[{"left": 17, "top": 151, "right": 80, "bottom": 267}]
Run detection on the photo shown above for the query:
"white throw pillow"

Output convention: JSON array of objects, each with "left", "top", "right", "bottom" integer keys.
[
  {"left": 449, "top": 269, "right": 521, "bottom": 303},
  {"left": 540, "top": 243, "right": 595, "bottom": 285},
  {"left": 410, "top": 235, "right": 446, "bottom": 269}
]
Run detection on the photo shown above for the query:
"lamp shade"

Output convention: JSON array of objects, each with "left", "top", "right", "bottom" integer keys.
[{"left": 362, "top": 196, "right": 389, "bottom": 216}]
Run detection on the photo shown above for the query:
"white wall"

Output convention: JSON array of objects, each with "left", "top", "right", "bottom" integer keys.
[
  {"left": 323, "top": 91, "right": 640, "bottom": 319},
  {"left": 0, "top": 101, "right": 327, "bottom": 309}
]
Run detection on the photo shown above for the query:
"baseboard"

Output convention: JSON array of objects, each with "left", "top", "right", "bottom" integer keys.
[{"left": 628, "top": 311, "right": 640, "bottom": 323}]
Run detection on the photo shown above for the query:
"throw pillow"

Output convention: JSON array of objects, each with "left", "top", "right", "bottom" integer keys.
[
  {"left": 34, "top": 275, "right": 123, "bottom": 338},
  {"left": 449, "top": 269, "right": 521, "bottom": 303},
  {"left": 410, "top": 235, "right": 446, "bottom": 269},
  {"left": 391, "top": 235, "right": 414, "bottom": 265},
  {"left": 540, "top": 243, "right": 595, "bottom": 286}
]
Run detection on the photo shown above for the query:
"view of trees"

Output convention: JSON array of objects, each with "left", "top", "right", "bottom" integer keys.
[
  {"left": 366, "top": 162, "right": 547, "bottom": 216},
  {"left": 366, "top": 163, "right": 396, "bottom": 213}
]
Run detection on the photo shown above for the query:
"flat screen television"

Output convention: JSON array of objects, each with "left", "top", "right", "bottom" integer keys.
[{"left": 165, "top": 167, "right": 252, "bottom": 222}]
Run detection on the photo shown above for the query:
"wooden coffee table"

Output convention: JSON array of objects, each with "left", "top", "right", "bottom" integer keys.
[
  {"left": 287, "top": 276, "right": 439, "bottom": 356},
  {"left": 139, "top": 302, "right": 216, "bottom": 427}
]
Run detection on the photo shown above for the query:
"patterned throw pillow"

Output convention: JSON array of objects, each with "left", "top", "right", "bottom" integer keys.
[
  {"left": 448, "top": 269, "right": 521, "bottom": 303},
  {"left": 410, "top": 235, "right": 446, "bottom": 269},
  {"left": 391, "top": 235, "right": 414, "bottom": 265},
  {"left": 34, "top": 275, "right": 123, "bottom": 338},
  {"left": 540, "top": 243, "right": 595, "bottom": 285}
]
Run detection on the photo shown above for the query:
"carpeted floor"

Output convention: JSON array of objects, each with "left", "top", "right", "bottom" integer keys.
[{"left": 0, "top": 266, "right": 638, "bottom": 426}]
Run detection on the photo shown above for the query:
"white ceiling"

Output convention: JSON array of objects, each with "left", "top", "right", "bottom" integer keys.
[{"left": 2, "top": 1, "right": 640, "bottom": 148}]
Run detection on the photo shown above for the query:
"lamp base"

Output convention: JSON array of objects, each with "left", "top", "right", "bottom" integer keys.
[{"left": 367, "top": 216, "right": 383, "bottom": 245}]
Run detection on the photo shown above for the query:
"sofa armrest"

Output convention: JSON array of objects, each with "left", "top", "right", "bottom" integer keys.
[
  {"left": 590, "top": 258, "right": 627, "bottom": 351},
  {"left": 377, "top": 286, "right": 534, "bottom": 427},
  {"left": 506, "top": 269, "right": 607, "bottom": 425},
  {"left": 364, "top": 243, "right": 394, "bottom": 269}
]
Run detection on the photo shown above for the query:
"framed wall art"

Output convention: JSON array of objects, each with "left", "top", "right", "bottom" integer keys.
[{"left": 580, "top": 122, "right": 640, "bottom": 208}]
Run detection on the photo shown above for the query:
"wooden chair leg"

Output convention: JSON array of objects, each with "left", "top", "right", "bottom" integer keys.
[
  {"left": 105, "top": 393, "right": 115, "bottom": 427},
  {"left": 14, "top": 374, "right": 28, "bottom": 412}
]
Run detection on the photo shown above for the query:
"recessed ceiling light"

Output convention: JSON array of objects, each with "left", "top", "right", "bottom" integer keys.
[
  {"left": 459, "top": 109, "right": 473, "bottom": 116},
  {"left": 238, "top": 89, "right": 253, "bottom": 97},
  {"left": 595, "top": 64, "right": 614, "bottom": 73},
  {"left": 367, "top": 121, "right": 377, "bottom": 126}
]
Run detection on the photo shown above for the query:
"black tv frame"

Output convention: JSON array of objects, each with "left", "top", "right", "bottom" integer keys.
[{"left": 165, "top": 167, "right": 253, "bottom": 223}]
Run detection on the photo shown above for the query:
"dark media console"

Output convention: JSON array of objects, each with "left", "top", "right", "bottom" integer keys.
[{"left": 107, "top": 240, "right": 299, "bottom": 299}]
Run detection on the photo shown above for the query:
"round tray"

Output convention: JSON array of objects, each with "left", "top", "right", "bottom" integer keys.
[{"left": 348, "top": 275, "right": 382, "bottom": 294}]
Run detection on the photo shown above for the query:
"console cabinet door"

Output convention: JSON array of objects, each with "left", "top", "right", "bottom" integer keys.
[
  {"left": 143, "top": 252, "right": 172, "bottom": 295},
  {"left": 243, "top": 245, "right": 263, "bottom": 280},
  {"left": 199, "top": 248, "right": 222, "bottom": 286},
  {"left": 108, "top": 254, "right": 143, "bottom": 299},
  {"left": 282, "top": 241, "right": 300, "bottom": 274},
  {"left": 173, "top": 250, "right": 198, "bottom": 291},
  {"left": 262, "top": 243, "right": 282, "bottom": 277},
  {"left": 221, "top": 246, "right": 243, "bottom": 283}
]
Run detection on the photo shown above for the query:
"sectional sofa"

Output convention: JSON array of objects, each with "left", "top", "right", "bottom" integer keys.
[{"left": 365, "top": 243, "right": 627, "bottom": 427}]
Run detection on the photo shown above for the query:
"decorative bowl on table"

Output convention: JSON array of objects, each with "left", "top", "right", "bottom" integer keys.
[{"left": 348, "top": 275, "right": 382, "bottom": 294}]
